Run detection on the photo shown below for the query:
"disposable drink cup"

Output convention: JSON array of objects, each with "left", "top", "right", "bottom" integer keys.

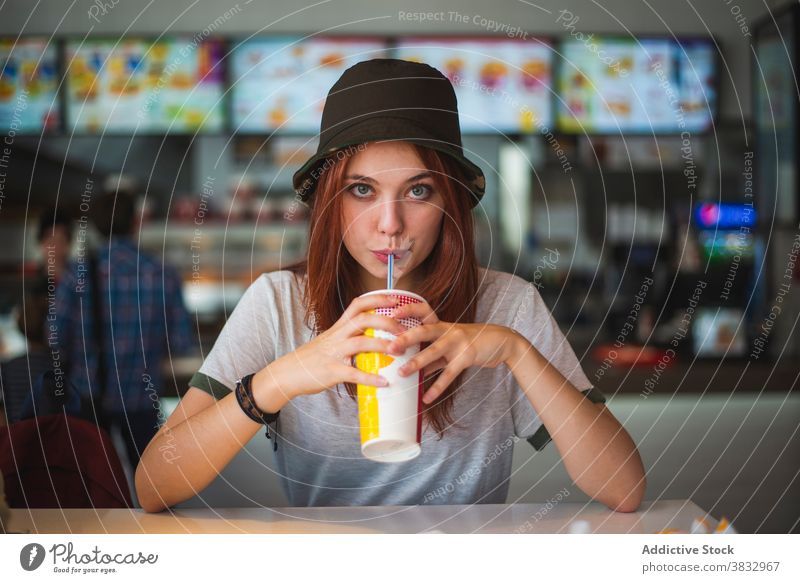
[{"left": 354, "top": 289, "right": 425, "bottom": 462}]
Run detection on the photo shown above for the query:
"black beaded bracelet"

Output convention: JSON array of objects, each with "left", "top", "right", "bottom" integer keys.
[{"left": 235, "top": 373, "right": 280, "bottom": 451}]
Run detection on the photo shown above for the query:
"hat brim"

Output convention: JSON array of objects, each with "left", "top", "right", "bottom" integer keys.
[{"left": 292, "top": 116, "right": 486, "bottom": 208}]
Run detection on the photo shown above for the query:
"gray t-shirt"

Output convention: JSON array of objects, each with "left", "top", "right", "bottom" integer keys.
[{"left": 189, "top": 267, "right": 605, "bottom": 507}]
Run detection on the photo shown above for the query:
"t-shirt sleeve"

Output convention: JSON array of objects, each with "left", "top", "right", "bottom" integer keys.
[
  {"left": 506, "top": 283, "right": 607, "bottom": 451},
  {"left": 188, "top": 274, "right": 277, "bottom": 400}
]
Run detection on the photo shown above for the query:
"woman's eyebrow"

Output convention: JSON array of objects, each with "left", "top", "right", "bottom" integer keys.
[{"left": 345, "top": 172, "right": 434, "bottom": 184}]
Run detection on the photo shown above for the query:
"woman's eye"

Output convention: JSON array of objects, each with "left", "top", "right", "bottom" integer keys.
[
  {"left": 349, "top": 183, "right": 372, "bottom": 197},
  {"left": 347, "top": 183, "right": 432, "bottom": 200},
  {"left": 408, "top": 184, "right": 432, "bottom": 200}
]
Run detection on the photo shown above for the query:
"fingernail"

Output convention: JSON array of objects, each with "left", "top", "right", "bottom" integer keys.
[{"left": 378, "top": 377, "right": 389, "bottom": 386}]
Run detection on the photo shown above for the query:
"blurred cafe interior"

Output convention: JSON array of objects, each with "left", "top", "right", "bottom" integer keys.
[{"left": 0, "top": 0, "right": 798, "bottom": 533}]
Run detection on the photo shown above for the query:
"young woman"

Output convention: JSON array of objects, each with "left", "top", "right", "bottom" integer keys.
[{"left": 136, "top": 59, "right": 646, "bottom": 513}]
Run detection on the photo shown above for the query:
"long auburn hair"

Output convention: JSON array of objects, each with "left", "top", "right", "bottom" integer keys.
[{"left": 284, "top": 141, "right": 479, "bottom": 437}]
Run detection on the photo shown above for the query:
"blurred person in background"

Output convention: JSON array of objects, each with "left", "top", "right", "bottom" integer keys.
[
  {"left": 1, "top": 206, "right": 72, "bottom": 396},
  {"left": 51, "top": 181, "right": 193, "bottom": 477},
  {"left": 0, "top": 282, "right": 51, "bottom": 424},
  {"left": 36, "top": 205, "right": 73, "bottom": 285}
]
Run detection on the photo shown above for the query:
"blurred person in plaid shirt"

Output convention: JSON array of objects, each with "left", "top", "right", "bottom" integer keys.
[{"left": 52, "top": 182, "right": 193, "bottom": 474}]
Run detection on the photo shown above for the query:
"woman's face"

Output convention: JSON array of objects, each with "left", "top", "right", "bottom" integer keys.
[{"left": 340, "top": 141, "right": 445, "bottom": 293}]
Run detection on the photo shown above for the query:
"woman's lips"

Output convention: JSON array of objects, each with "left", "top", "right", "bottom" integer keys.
[
  {"left": 371, "top": 250, "right": 406, "bottom": 264},
  {"left": 372, "top": 251, "right": 391, "bottom": 264}
]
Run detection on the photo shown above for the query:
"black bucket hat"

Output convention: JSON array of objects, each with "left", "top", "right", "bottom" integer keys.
[{"left": 292, "top": 58, "right": 486, "bottom": 207}]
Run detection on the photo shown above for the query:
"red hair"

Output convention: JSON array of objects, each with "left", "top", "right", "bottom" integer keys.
[{"left": 285, "top": 142, "right": 479, "bottom": 437}]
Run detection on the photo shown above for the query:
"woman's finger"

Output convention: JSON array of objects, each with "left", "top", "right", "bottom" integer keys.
[
  {"left": 421, "top": 357, "right": 447, "bottom": 378},
  {"left": 346, "top": 335, "right": 395, "bottom": 357},
  {"left": 397, "top": 338, "right": 448, "bottom": 378},
  {"left": 388, "top": 322, "right": 447, "bottom": 354},
  {"left": 341, "top": 293, "right": 398, "bottom": 321},
  {"left": 324, "top": 335, "right": 392, "bottom": 366},
  {"left": 341, "top": 312, "right": 406, "bottom": 337},
  {"left": 421, "top": 363, "right": 463, "bottom": 404},
  {"left": 393, "top": 300, "right": 440, "bottom": 325},
  {"left": 338, "top": 364, "right": 390, "bottom": 387}
]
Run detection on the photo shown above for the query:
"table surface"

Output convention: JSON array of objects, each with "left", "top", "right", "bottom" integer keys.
[{"left": 6, "top": 500, "right": 713, "bottom": 534}]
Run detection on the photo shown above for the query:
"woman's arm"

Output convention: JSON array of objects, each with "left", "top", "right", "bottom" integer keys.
[
  {"left": 134, "top": 366, "right": 292, "bottom": 513},
  {"left": 381, "top": 298, "right": 646, "bottom": 512},
  {"left": 136, "top": 292, "right": 402, "bottom": 513},
  {"left": 505, "top": 334, "right": 647, "bottom": 512}
]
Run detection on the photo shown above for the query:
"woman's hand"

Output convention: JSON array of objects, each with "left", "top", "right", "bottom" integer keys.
[
  {"left": 267, "top": 293, "right": 408, "bottom": 400},
  {"left": 386, "top": 299, "right": 528, "bottom": 404}
]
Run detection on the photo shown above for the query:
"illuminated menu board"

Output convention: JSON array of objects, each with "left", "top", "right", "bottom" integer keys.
[
  {"left": 395, "top": 37, "right": 554, "bottom": 133},
  {"left": 65, "top": 38, "right": 225, "bottom": 133},
  {"left": 557, "top": 38, "right": 716, "bottom": 134},
  {"left": 0, "top": 38, "right": 59, "bottom": 133},
  {"left": 231, "top": 37, "right": 388, "bottom": 132}
]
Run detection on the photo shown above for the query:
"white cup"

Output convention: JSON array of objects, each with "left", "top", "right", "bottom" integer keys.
[{"left": 354, "top": 289, "right": 425, "bottom": 463}]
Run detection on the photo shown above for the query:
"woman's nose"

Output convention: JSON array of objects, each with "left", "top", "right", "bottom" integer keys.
[{"left": 376, "top": 198, "right": 404, "bottom": 236}]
